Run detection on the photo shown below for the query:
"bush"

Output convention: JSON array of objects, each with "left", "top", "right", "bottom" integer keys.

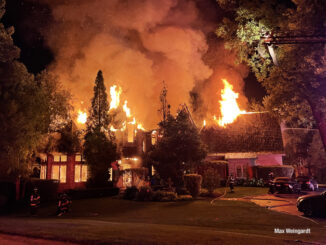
[
  {"left": 123, "top": 186, "right": 139, "bottom": 200},
  {"left": 68, "top": 187, "right": 119, "bottom": 200},
  {"left": 202, "top": 168, "right": 220, "bottom": 195},
  {"left": 136, "top": 186, "right": 153, "bottom": 201},
  {"left": 184, "top": 174, "right": 202, "bottom": 198},
  {"left": 152, "top": 190, "right": 177, "bottom": 202},
  {"left": 177, "top": 195, "right": 193, "bottom": 201},
  {"left": 175, "top": 187, "right": 190, "bottom": 195}
]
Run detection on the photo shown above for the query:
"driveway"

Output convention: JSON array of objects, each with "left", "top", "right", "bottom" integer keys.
[{"left": 242, "top": 191, "right": 326, "bottom": 225}]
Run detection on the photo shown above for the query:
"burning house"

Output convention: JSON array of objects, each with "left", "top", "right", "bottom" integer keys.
[
  {"left": 201, "top": 112, "right": 284, "bottom": 179},
  {"left": 200, "top": 79, "right": 284, "bottom": 179}
]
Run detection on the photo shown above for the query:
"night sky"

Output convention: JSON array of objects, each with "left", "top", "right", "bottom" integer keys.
[{"left": 2, "top": 0, "right": 266, "bottom": 103}]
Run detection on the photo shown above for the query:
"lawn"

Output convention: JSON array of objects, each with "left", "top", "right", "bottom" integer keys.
[
  {"left": 210, "top": 186, "right": 269, "bottom": 198},
  {"left": 0, "top": 188, "right": 324, "bottom": 245}
]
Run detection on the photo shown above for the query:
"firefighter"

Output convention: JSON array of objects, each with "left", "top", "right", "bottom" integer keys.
[
  {"left": 30, "top": 187, "right": 40, "bottom": 215},
  {"left": 268, "top": 171, "right": 275, "bottom": 194},
  {"left": 57, "top": 193, "right": 71, "bottom": 216},
  {"left": 229, "top": 174, "right": 235, "bottom": 193}
]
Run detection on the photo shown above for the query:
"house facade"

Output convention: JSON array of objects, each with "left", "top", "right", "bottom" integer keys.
[
  {"left": 202, "top": 113, "right": 285, "bottom": 179},
  {"left": 40, "top": 153, "right": 88, "bottom": 192}
]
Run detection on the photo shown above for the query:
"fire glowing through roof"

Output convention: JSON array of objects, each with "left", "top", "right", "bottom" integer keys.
[
  {"left": 213, "top": 79, "right": 246, "bottom": 127},
  {"left": 76, "top": 84, "right": 146, "bottom": 131}
]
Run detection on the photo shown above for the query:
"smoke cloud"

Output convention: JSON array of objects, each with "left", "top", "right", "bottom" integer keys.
[{"left": 34, "top": 0, "right": 248, "bottom": 128}]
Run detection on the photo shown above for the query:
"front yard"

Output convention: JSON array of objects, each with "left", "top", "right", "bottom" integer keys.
[{"left": 0, "top": 187, "right": 324, "bottom": 244}]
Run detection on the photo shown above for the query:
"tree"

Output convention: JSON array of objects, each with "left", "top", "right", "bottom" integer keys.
[
  {"left": 216, "top": 0, "right": 326, "bottom": 150},
  {"left": 150, "top": 109, "right": 207, "bottom": 186},
  {"left": 87, "top": 70, "right": 110, "bottom": 132},
  {"left": 83, "top": 130, "right": 117, "bottom": 186},
  {"left": 0, "top": 0, "right": 71, "bottom": 178},
  {"left": 57, "top": 123, "right": 82, "bottom": 154},
  {"left": 83, "top": 70, "right": 117, "bottom": 186}
]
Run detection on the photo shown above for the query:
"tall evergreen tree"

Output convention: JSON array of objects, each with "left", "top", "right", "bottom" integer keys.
[
  {"left": 87, "top": 70, "right": 110, "bottom": 132},
  {"left": 83, "top": 70, "right": 117, "bottom": 186}
]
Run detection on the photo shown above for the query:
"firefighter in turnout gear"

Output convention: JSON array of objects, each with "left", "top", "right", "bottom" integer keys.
[
  {"left": 268, "top": 171, "right": 275, "bottom": 194},
  {"left": 229, "top": 174, "right": 235, "bottom": 193},
  {"left": 57, "top": 193, "right": 72, "bottom": 216},
  {"left": 30, "top": 187, "right": 40, "bottom": 215}
]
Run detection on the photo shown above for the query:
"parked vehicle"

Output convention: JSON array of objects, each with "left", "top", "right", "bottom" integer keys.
[
  {"left": 296, "top": 176, "right": 318, "bottom": 191},
  {"left": 297, "top": 191, "right": 326, "bottom": 217},
  {"left": 269, "top": 177, "right": 301, "bottom": 194}
]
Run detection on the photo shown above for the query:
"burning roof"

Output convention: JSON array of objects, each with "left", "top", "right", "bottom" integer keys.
[{"left": 201, "top": 112, "right": 284, "bottom": 154}]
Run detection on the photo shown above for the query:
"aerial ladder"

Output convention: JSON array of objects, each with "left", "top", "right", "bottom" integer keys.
[{"left": 260, "top": 32, "right": 326, "bottom": 65}]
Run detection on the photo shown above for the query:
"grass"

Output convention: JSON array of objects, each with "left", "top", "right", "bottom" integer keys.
[
  {"left": 213, "top": 186, "right": 269, "bottom": 198},
  {"left": 0, "top": 187, "right": 325, "bottom": 244}
]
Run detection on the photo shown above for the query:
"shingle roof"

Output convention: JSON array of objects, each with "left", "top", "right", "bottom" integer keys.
[{"left": 201, "top": 112, "right": 284, "bottom": 153}]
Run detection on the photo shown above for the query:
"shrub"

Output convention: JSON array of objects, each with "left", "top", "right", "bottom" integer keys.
[
  {"left": 123, "top": 186, "right": 139, "bottom": 200},
  {"left": 152, "top": 190, "right": 177, "bottom": 202},
  {"left": 177, "top": 195, "right": 193, "bottom": 201},
  {"left": 197, "top": 161, "right": 228, "bottom": 181},
  {"left": 68, "top": 187, "right": 119, "bottom": 200},
  {"left": 184, "top": 174, "right": 202, "bottom": 198},
  {"left": 175, "top": 187, "right": 190, "bottom": 195},
  {"left": 202, "top": 168, "right": 220, "bottom": 195},
  {"left": 136, "top": 186, "right": 153, "bottom": 201}
]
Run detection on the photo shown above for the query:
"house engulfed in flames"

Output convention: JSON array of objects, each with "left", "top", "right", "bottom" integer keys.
[{"left": 201, "top": 79, "right": 284, "bottom": 179}]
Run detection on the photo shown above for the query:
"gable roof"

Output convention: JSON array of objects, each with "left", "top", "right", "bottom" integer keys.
[{"left": 201, "top": 112, "right": 284, "bottom": 153}]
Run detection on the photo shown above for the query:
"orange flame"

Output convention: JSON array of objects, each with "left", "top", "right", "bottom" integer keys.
[
  {"left": 107, "top": 85, "right": 146, "bottom": 132},
  {"left": 109, "top": 85, "right": 122, "bottom": 110},
  {"left": 77, "top": 110, "right": 87, "bottom": 124},
  {"left": 123, "top": 100, "right": 131, "bottom": 118},
  {"left": 217, "top": 79, "right": 246, "bottom": 127}
]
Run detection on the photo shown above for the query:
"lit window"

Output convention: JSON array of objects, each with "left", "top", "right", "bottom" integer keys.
[
  {"left": 61, "top": 155, "right": 67, "bottom": 162},
  {"left": 52, "top": 165, "right": 59, "bottom": 180},
  {"left": 54, "top": 155, "right": 60, "bottom": 162},
  {"left": 40, "top": 165, "right": 47, "bottom": 179},
  {"left": 81, "top": 165, "right": 88, "bottom": 182},
  {"left": 75, "top": 165, "right": 81, "bottom": 182},
  {"left": 51, "top": 165, "right": 66, "bottom": 183},
  {"left": 75, "top": 154, "right": 82, "bottom": 162},
  {"left": 75, "top": 164, "right": 88, "bottom": 182},
  {"left": 151, "top": 131, "right": 157, "bottom": 145},
  {"left": 60, "top": 165, "right": 67, "bottom": 183}
]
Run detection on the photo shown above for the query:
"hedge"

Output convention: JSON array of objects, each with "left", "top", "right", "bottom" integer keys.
[{"left": 184, "top": 174, "right": 202, "bottom": 198}]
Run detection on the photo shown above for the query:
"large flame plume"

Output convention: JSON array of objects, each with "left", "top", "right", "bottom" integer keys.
[
  {"left": 109, "top": 84, "right": 146, "bottom": 132},
  {"left": 109, "top": 85, "right": 122, "bottom": 111},
  {"left": 216, "top": 79, "right": 246, "bottom": 127},
  {"left": 77, "top": 110, "right": 87, "bottom": 124}
]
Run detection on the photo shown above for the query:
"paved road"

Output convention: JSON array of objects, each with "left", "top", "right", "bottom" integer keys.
[{"left": 0, "top": 233, "right": 78, "bottom": 245}]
